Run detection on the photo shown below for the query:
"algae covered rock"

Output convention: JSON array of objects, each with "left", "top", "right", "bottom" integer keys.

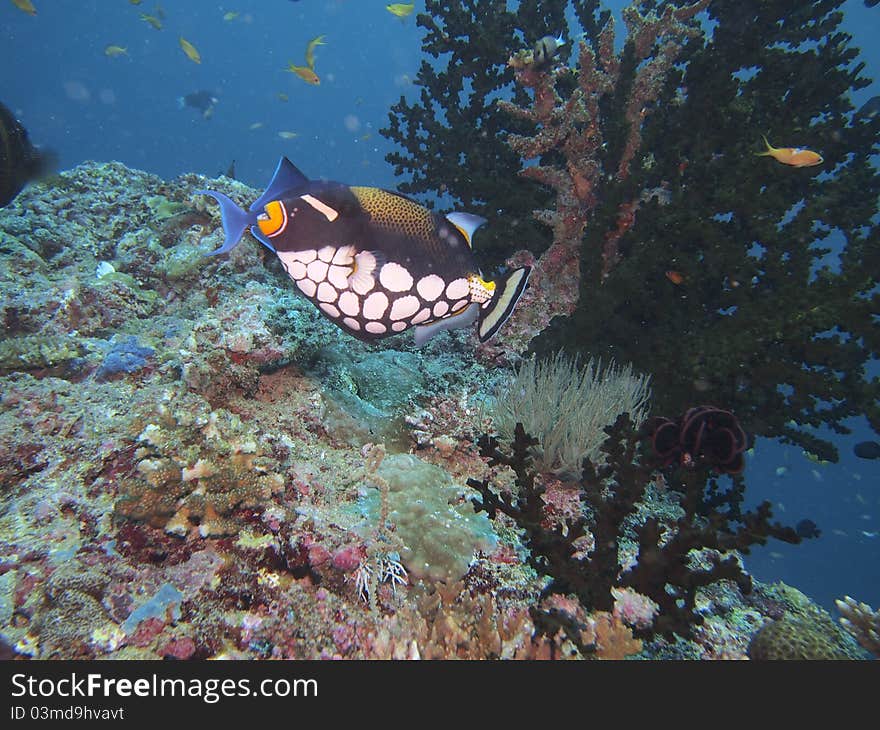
[{"left": 354, "top": 453, "right": 497, "bottom": 583}]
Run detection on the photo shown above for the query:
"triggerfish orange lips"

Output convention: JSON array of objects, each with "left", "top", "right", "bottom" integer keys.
[{"left": 257, "top": 200, "right": 288, "bottom": 238}]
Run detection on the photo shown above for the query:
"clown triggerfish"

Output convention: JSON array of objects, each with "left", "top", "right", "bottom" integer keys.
[{"left": 196, "top": 157, "right": 531, "bottom": 345}]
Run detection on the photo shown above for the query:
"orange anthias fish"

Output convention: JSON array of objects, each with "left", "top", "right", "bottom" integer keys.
[
  {"left": 286, "top": 35, "right": 326, "bottom": 86},
  {"left": 386, "top": 3, "right": 415, "bottom": 18},
  {"left": 179, "top": 36, "right": 201, "bottom": 64},
  {"left": 286, "top": 63, "right": 319, "bottom": 85},
  {"left": 140, "top": 13, "right": 163, "bottom": 30},
  {"left": 11, "top": 0, "right": 37, "bottom": 15},
  {"left": 757, "top": 135, "right": 823, "bottom": 168},
  {"left": 304, "top": 34, "right": 326, "bottom": 70}
]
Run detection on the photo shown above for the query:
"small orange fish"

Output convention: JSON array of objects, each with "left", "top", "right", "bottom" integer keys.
[
  {"left": 11, "top": 0, "right": 37, "bottom": 15},
  {"left": 179, "top": 36, "right": 201, "bottom": 64},
  {"left": 286, "top": 63, "right": 320, "bottom": 85},
  {"left": 304, "top": 35, "right": 326, "bottom": 70},
  {"left": 140, "top": 13, "right": 163, "bottom": 30},
  {"left": 757, "top": 135, "right": 823, "bottom": 167},
  {"left": 665, "top": 270, "right": 684, "bottom": 285}
]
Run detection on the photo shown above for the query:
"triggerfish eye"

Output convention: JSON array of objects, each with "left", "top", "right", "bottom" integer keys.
[{"left": 257, "top": 200, "right": 288, "bottom": 238}]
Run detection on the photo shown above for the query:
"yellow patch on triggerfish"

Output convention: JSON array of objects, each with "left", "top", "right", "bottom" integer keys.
[
  {"left": 386, "top": 2, "right": 415, "bottom": 18},
  {"left": 179, "top": 36, "right": 201, "bottom": 64},
  {"left": 757, "top": 135, "right": 823, "bottom": 167}
]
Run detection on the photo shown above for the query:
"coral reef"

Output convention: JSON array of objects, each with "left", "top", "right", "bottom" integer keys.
[
  {"left": 493, "top": 0, "right": 708, "bottom": 355},
  {"left": 0, "top": 152, "right": 868, "bottom": 658},
  {"left": 492, "top": 352, "right": 651, "bottom": 478},
  {"left": 835, "top": 596, "right": 880, "bottom": 657},
  {"left": 382, "top": 0, "right": 880, "bottom": 461},
  {"left": 383, "top": 0, "right": 572, "bottom": 266},
  {"left": 468, "top": 415, "right": 810, "bottom": 641},
  {"left": 746, "top": 584, "right": 867, "bottom": 660},
  {"left": 95, "top": 335, "right": 155, "bottom": 382},
  {"left": 747, "top": 613, "right": 860, "bottom": 660},
  {"left": 352, "top": 453, "right": 497, "bottom": 583},
  {"left": 531, "top": 0, "right": 880, "bottom": 460}
]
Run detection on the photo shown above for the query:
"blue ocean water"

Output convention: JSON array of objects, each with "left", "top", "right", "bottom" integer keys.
[{"left": 1, "top": 0, "right": 878, "bottom": 614}]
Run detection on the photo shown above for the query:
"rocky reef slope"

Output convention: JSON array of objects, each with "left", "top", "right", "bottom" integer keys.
[{"left": 0, "top": 162, "right": 863, "bottom": 660}]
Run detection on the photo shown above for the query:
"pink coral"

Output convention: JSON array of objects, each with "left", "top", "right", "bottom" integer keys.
[
  {"left": 483, "top": 0, "right": 709, "bottom": 358},
  {"left": 159, "top": 637, "right": 196, "bottom": 660},
  {"left": 612, "top": 586, "right": 659, "bottom": 631}
]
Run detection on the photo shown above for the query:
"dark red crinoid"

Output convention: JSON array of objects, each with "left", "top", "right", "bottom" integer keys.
[{"left": 646, "top": 405, "right": 748, "bottom": 474}]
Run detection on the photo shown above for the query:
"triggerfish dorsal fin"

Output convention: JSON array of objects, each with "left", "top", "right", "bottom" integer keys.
[
  {"left": 248, "top": 156, "right": 309, "bottom": 213},
  {"left": 194, "top": 157, "right": 308, "bottom": 256},
  {"left": 193, "top": 190, "right": 261, "bottom": 256},
  {"left": 445, "top": 212, "right": 487, "bottom": 249},
  {"left": 477, "top": 266, "right": 531, "bottom": 342}
]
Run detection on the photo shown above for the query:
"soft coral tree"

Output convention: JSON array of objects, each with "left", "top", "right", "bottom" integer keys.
[{"left": 469, "top": 414, "right": 807, "bottom": 642}]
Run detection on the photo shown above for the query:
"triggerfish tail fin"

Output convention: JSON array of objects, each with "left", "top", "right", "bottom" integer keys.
[
  {"left": 195, "top": 156, "right": 308, "bottom": 256},
  {"left": 194, "top": 190, "right": 256, "bottom": 256},
  {"left": 248, "top": 156, "right": 309, "bottom": 213},
  {"left": 477, "top": 266, "right": 531, "bottom": 343}
]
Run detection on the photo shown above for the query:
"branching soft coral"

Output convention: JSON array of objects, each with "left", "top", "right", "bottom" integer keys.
[{"left": 469, "top": 414, "right": 809, "bottom": 641}]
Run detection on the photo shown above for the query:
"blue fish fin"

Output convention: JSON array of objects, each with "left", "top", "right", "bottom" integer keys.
[
  {"left": 477, "top": 266, "right": 531, "bottom": 343},
  {"left": 414, "top": 303, "right": 479, "bottom": 346},
  {"left": 249, "top": 156, "right": 309, "bottom": 213},
  {"left": 445, "top": 212, "right": 487, "bottom": 249},
  {"left": 194, "top": 190, "right": 254, "bottom": 256}
]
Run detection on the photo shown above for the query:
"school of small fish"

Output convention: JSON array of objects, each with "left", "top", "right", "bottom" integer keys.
[{"left": 286, "top": 34, "right": 326, "bottom": 86}]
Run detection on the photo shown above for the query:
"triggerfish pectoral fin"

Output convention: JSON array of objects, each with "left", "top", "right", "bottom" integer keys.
[
  {"left": 194, "top": 190, "right": 258, "bottom": 256},
  {"left": 477, "top": 266, "right": 531, "bottom": 343},
  {"left": 445, "top": 212, "right": 487, "bottom": 248},
  {"left": 414, "top": 303, "right": 480, "bottom": 346}
]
